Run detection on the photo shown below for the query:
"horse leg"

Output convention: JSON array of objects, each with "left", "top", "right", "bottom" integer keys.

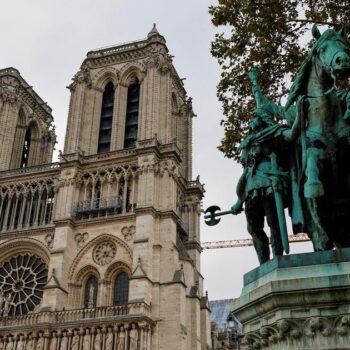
[{"left": 304, "top": 147, "right": 326, "bottom": 198}]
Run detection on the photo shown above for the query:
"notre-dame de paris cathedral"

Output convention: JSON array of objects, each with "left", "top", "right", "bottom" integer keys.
[{"left": 0, "top": 25, "right": 211, "bottom": 350}]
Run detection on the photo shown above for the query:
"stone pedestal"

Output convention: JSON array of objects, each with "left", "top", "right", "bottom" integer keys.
[{"left": 232, "top": 248, "right": 350, "bottom": 349}]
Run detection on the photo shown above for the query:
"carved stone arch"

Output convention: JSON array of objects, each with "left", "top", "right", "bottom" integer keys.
[
  {"left": 68, "top": 233, "right": 132, "bottom": 280},
  {"left": 104, "top": 260, "right": 131, "bottom": 306},
  {"left": 119, "top": 62, "right": 145, "bottom": 87},
  {"left": 93, "top": 67, "right": 119, "bottom": 89},
  {"left": 27, "top": 119, "right": 42, "bottom": 139},
  {"left": 104, "top": 260, "right": 131, "bottom": 281},
  {"left": 75, "top": 264, "right": 101, "bottom": 284},
  {"left": 0, "top": 237, "right": 50, "bottom": 266},
  {"left": 18, "top": 105, "right": 29, "bottom": 126}
]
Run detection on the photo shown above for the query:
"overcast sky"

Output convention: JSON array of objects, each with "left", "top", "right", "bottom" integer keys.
[{"left": 0, "top": 0, "right": 312, "bottom": 300}]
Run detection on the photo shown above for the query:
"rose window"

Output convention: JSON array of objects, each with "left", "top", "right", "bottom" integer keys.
[
  {"left": 93, "top": 241, "right": 116, "bottom": 266},
  {"left": 0, "top": 254, "right": 48, "bottom": 316}
]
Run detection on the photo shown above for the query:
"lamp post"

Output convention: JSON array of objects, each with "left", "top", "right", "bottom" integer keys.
[{"left": 227, "top": 313, "right": 244, "bottom": 350}]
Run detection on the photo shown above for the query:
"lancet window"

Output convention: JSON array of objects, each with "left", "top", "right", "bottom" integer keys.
[
  {"left": 74, "top": 166, "right": 138, "bottom": 219},
  {"left": 0, "top": 180, "right": 56, "bottom": 232},
  {"left": 21, "top": 128, "right": 31, "bottom": 168},
  {"left": 84, "top": 276, "right": 98, "bottom": 308},
  {"left": 114, "top": 272, "right": 129, "bottom": 306},
  {"left": 124, "top": 78, "right": 140, "bottom": 149},
  {"left": 98, "top": 82, "right": 115, "bottom": 153}
]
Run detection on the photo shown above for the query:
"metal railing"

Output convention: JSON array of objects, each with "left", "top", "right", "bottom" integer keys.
[{"left": 73, "top": 196, "right": 127, "bottom": 219}]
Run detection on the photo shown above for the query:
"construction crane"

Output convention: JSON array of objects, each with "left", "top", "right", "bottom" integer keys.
[{"left": 202, "top": 233, "right": 310, "bottom": 250}]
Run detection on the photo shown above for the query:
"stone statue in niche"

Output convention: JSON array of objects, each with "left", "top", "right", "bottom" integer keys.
[
  {"left": 3, "top": 294, "right": 12, "bottom": 316},
  {"left": 49, "top": 333, "right": 58, "bottom": 350},
  {"left": 5, "top": 337, "right": 13, "bottom": 350},
  {"left": 93, "top": 329, "right": 102, "bottom": 350},
  {"left": 71, "top": 331, "right": 80, "bottom": 350},
  {"left": 87, "top": 283, "right": 95, "bottom": 308},
  {"left": 0, "top": 288, "right": 5, "bottom": 314},
  {"left": 36, "top": 334, "right": 44, "bottom": 350},
  {"left": 129, "top": 324, "right": 138, "bottom": 350},
  {"left": 116, "top": 326, "right": 125, "bottom": 350},
  {"left": 16, "top": 336, "right": 24, "bottom": 350},
  {"left": 105, "top": 327, "right": 114, "bottom": 350},
  {"left": 59, "top": 332, "right": 68, "bottom": 350},
  {"left": 25, "top": 336, "right": 33, "bottom": 350},
  {"left": 83, "top": 330, "right": 91, "bottom": 350}
]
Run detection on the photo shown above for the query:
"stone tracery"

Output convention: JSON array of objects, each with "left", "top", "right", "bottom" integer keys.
[
  {"left": 0, "top": 179, "right": 56, "bottom": 232},
  {"left": 0, "top": 254, "right": 48, "bottom": 316},
  {"left": 93, "top": 241, "right": 116, "bottom": 266}
]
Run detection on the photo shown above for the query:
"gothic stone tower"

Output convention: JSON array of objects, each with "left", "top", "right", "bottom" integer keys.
[{"left": 0, "top": 26, "right": 211, "bottom": 350}]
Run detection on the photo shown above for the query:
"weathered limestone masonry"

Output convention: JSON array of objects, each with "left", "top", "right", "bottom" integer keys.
[{"left": 0, "top": 26, "right": 211, "bottom": 350}]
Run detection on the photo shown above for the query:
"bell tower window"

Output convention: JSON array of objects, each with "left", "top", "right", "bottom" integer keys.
[
  {"left": 124, "top": 78, "right": 140, "bottom": 149},
  {"left": 21, "top": 128, "right": 32, "bottom": 168},
  {"left": 98, "top": 82, "right": 115, "bottom": 153}
]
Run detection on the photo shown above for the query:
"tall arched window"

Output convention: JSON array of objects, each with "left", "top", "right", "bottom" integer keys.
[
  {"left": 124, "top": 78, "right": 140, "bottom": 149},
  {"left": 98, "top": 82, "right": 115, "bottom": 153},
  {"left": 114, "top": 272, "right": 129, "bottom": 306},
  {"left": 84, "top": 275, "right": 98, "bottom": 308},
  {"left": 21, "top": 128, "right": 31, "bottom": 168}
]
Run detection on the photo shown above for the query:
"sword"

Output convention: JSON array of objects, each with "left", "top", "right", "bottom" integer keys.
[{"left": 270, "top": 152, "right": 290, "bottom": 254}]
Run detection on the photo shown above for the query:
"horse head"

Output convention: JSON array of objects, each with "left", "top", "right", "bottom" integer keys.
[
  {"left": 286, "top": 25, "right": 350, "bottom": 110},
  {"left": 312, "top": 24, "right": 350, "bottom": 81}
]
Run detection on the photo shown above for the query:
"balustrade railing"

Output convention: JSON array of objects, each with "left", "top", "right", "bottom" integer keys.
[
  {"left": 0, "top": 305, "right": 129, "bottom": 328},
  {"left": 0, "top": 162, "right": 60, "bottom": 179}
]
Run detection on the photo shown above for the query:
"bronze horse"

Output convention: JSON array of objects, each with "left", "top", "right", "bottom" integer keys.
[{"left": 286, "top": 25, "right": 350, "bottom": 250}]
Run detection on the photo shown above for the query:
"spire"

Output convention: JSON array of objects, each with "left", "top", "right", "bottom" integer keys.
[{"left": 147, "top": 23, "right": 160, "bottom": 38}]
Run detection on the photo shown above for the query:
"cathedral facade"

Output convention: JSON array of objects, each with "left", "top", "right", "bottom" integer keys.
[{"left": 0, "top": 26, "right": 211, "bottom": 349}]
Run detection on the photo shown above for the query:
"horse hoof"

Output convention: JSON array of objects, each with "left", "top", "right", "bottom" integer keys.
[{"left": 304, "top": 182, "right": 325, "bottom": 198}]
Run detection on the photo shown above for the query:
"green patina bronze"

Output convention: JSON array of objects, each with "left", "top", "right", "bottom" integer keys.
[{"left": 205, "top": 25, "right": 350, "bottom": 264}]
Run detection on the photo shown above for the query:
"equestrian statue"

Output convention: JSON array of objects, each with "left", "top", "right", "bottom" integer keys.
[{"left": 205, "top": 25, "right": 350, "bottom": 264}]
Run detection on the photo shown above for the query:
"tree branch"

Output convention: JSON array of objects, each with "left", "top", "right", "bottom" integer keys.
[{"left": 286, "top": 19, "right": 335, "bottom": 26}]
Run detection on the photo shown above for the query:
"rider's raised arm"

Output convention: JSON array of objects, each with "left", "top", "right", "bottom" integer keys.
[{"left": 249, "top": 68, "right": 284, "bottom": 120}]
